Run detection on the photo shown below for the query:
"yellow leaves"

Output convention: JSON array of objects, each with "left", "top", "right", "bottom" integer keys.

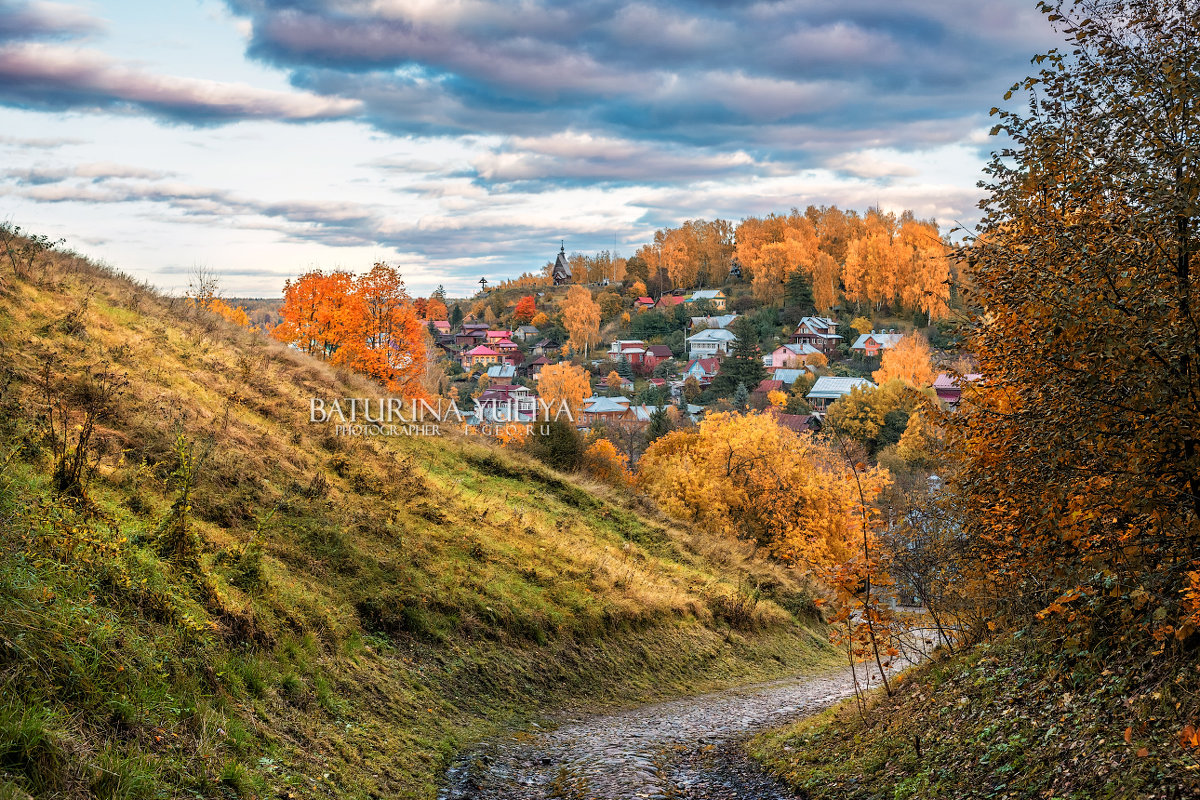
[
  {"left": 561, "top": 285, "right": 602, "bottom": 356},
  {"left": 638, "top": 411, "right": 882, "bottom": 567},
  {"left": 582, "top": 438, "right": 634, "bottom": 488},
  {"left": 872, "top": 334, "right": 936, "bottom": 388},
  {"left": 537, "top": 362, "right": 591, "bottom": 420}
]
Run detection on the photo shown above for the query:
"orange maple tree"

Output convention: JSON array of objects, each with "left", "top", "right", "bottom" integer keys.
[
  {"left": 274, "top": 263, "right": 428, "bottom": 398},
  {"left": 513, "top": 295, "right": 537, "bottom": 325}
]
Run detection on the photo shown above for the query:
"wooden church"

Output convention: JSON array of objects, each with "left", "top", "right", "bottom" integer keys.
[{"left": 552, "top": 243, "right": 572, "bottom": 285}]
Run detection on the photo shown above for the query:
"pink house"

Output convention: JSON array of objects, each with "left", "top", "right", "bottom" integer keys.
[
  {"left": 933, "top": 373, "right": 982, "bottom": 406},
  {"left": 768, "top": 342, "right": 821, "bottom": 370},
  {"left": 462, "top": 345, "right": 500, "bottom": 370}
]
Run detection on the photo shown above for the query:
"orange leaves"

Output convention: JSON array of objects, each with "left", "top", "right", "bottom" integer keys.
[
  {"left": 512, "top": 295, "right": 537, "bottom": 325},
  {"left": 424, "top": 298, "right": 448, "bottom": 321},
  {"left": 205, "top": 297, "right": 250, "bottom": 327},
  {"left": 1179, "top": 724, "right": 1200, "bottom": 750},
  {"left": 1035, "top": 587, "right": 1090, "bottom": 622},
  {"left": 278, "top": 263, "right": 428, "bottom": 398},
  {"left": 582, "top": 438, "right": 634, "bottom": 488}
]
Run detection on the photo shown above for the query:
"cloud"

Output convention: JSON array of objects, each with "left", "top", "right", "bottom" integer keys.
[
  {"left": 225, "top": 0, "right": 1056, "bottom": 153},
  {"left": 0, "top": 133, "right": 85, "bottom": 149},
  {"left": 466, "top": 131, "right": 763, "bottom": 187},
  {"left": 825, "top": 151, "right": 920, "bottom": 180},
  {"left": 0, "top": 0, "right": 104, "bottom": 42},
  {"left": 5, "top": 162, "right": 173, "bottom": 184},
  {"left": 0, "top": 42, "right": 363, "bottom": 123}
]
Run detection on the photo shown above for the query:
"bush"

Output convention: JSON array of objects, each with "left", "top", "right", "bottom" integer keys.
[{"left": 522, "top": 419, "right": 584, "bottom": 471}]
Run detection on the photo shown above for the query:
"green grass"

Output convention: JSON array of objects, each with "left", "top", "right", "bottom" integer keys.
[
  {"left": 750, "top": 632, "right": 1200, "bottom": 799},
  {"left": 0, "top": 245, "right": 837, "bottom": 798}
]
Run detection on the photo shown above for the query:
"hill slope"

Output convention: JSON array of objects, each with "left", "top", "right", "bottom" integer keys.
[
  {"left": 751, "top": 630, "right": 1200, "bottom": 798},
  {"left": 0, "top": 245, "right": 833, "bottom": 799}
]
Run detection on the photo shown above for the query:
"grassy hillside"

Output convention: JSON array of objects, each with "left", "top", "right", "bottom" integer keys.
[
  {"left": 750, "top": 630, "right": 1200, "bottom": 799},
  {"left": 0, "top": 244, "right": 835, "bottom": 799}
]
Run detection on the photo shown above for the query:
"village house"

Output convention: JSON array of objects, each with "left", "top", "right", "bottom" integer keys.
[
  {"left": 531, "top": 338, "right": 561, "bottom": 357},
  {"left": 682, "top": 357, "right": 721, "bottom": 386},
  {"left": 851, "top": 330, "right": 905, "bottom": 358},
  {"left": 643, "top": 344, "right": 674, "bottom": 371},
  {"left": 687, "top": 289, "right": 727, "bottom": 310},
  {"left": 688, "top": 313, "right": 738, "bottom": 331},
  {"left": 767, "top": 408, "right": 822, "bottom": 433},
  {"left": 806, "top": 376, "right": 876, "bottom": 412},
  {"left": 608, "top": 339, "right": 648, "bottom": 366},
  {"left": 462, "top": 344, "right": 500, "bottom": 371},
  {"left": 766, "top": 342, "right": 822, "bottom": 370},
  {"left": 485, "top": 329, "right": 513, "bottom": 342},
  {"left": 512, "top": 325, "right": 540, "bottom": 342},
  {"left": 485, "top": 364, "right": 516, "bottom": 381},
  {"left": 772, "top": 368, "right": 808, "bottom": 387},
  {"left": 455, "top": 328, "right": 488, "bottom": 347},
  {"left": 522, "top": 355, "right": 551, "bottom": 380},
  {"left": 686, "top": 327, "right": 737, "bottom": 359},
  {"left": 789, "top": 316, "right": 842, "bottom": 355},
  {"left": 754, "top": 378, "right": 785, "bottom": 395},
  {"left": 579, "top": 396, "right": 634, "bottom": 425},
  {"left": 475, "top": 384, "right": 538, "bottom": 422},
  {"left": 634, "top": 296, "right": 656, "bottom": 311},
  {"left": 655, "top": 294, "right": 688, "bottom": 311},
  {"left": 933, "top": 372, "right": 982, "bottom": 406},
  {"left": 431, "top": 320, "right": 451, "bottom": 335},
  {"left": 491, "top": 337, "right": 520, "bottom": 355}
]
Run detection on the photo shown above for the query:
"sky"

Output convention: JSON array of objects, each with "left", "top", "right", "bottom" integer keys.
[{"left": 0, "top": 0, "right": 1060, "bottom": 297}]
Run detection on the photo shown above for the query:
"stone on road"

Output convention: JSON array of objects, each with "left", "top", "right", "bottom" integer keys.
[{"left": 439, "top": 663, "right": 890, "bottom": 800}]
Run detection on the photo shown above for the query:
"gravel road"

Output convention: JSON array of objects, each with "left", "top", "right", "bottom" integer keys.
[{"left": 438, "top": 661, "right": 894, "bottom": 800}]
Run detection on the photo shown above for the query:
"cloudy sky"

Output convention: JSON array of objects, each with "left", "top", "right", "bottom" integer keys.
[{"left": 0, "top": 0, "right": 1058, "bottom": 297}]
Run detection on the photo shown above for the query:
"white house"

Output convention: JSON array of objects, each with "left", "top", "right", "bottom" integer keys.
[
  {"left": 806, "top": 376, "right": 876, "bottom": 412},
  {"left": 689, "top": 313, "right": 738, "bottom": 330},
  {"left": 686, "top": 328, "right": 737, "bottom": 359}
]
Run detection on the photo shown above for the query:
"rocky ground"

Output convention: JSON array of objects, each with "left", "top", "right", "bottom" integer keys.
[{"left": 438, "top": 661, "right": 893, "bottom": 800}]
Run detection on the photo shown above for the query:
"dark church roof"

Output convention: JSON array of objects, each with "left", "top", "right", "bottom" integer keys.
[{"left": 552, "top": 243, "right": 572, "bottom": 282}]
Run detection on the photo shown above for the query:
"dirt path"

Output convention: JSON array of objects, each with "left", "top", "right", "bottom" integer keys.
[{"left": 438, "top": 661, "right": 892, "bottom": 800}]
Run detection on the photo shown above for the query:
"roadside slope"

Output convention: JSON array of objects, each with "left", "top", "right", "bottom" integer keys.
[
  {"left": 0, "top": 244, "right": 834, "bottom": 799},
  {"left": 750, "top": 631, "right": 1200, "bottom": 799}
]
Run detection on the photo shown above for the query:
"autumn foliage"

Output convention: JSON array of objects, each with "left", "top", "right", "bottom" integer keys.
[
  {"left": 954, "top": 3, "right": 1200, "bottom": 650},
  {"left": 639, "top": 412, "right": 887, "bottom": 566},
  {"left": 273, "top": 264, "right": 428, "bottom": 397},
  {"left": 637, "top": 207, "right": 950, "bottom": 320},
  {"left": 512, "top": 295, "right": 537, "bottom": 325},
  {"left": 561, "top": 285, "right": 602, "bottom": 357},
  {"left": 583, "top": 438, "right": 634, "bottom": 487},
  {"left": 872, "top": 333, "right": 936, "bottom": 388},
  {"left": 536, "top": 362, "right": 591, "bottom": 420}
]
